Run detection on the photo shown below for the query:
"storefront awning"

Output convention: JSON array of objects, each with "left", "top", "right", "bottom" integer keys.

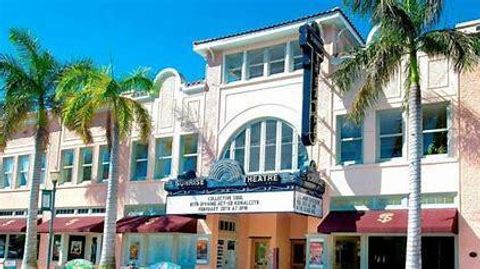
[
  {"left": 0, "top": 218, "right": 36, "bottom": 233},
  {"left": 38, "top": 216, "right": 104, "bottom": 233},
  {"left": 318, "top": 208, "right": 458, "bottom": 234},
  {"left": 116, "top": 215, "right": 198, "bottom": 233}
]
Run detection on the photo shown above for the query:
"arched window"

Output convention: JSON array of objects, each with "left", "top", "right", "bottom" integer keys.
[{"left": 221, "top": 119, "right": 308, "bottom": 173}]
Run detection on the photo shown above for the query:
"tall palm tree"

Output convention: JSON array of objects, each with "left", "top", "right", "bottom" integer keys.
[
  {"left": 0, "top": 29, "right": 64, "bottom": 269},
  {"left": 333, "top": 1, "right": 480, "bottom": 268},
  {"left": 56, "top": 63, "right": 153, "bottom": 268}
]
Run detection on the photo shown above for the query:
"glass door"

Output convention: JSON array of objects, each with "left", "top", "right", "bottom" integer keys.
[
  {"left": 334, "top": 236, "right": 360, "bottom": 269},
  {"left": 291, "top": 239, "right": 306, "bottom": 269},
  {"left": 252, "top": 238, "right": 270, "bottom": 269}
]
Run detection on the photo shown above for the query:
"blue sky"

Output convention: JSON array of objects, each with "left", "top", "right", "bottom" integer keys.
[{"left": 0, "top": 0, "right": 479, "bottom": 83}]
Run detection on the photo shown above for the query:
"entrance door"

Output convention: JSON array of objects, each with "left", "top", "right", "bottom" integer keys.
[
  {"left": 291, "top": 240, "right": 306, "bottom": 269},
  {"left": 334, "top": 236, "right": 360, "bottom": 269},
  {"left": 252, "top": 238, "right": 270, "bottom": 269},
  {"left": 217, "top": 239, "right": 237, "bottom": 269},
  {"left": 67, "top": 235, "right": 86, "bottom": 261}
]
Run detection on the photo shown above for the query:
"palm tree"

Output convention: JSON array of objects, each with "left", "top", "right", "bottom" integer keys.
[
  {"left": 56, "top": 63, "right": 153, "bottom": 269},
  {"left": 0, "top": 29, "right": 64, "bottom": 269},
  {"left": 333, "top": 1, "right": 480, "bottom": 268}
]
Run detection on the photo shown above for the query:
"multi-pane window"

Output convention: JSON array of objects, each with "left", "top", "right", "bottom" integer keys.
[
  {"left": 265, "top": 120, "right": 277, "bottom": 171},
  {"left": 17, "top": 155, "right": 30, "bottom": 187},
  {"left": 423, "top": 103, "right": 449, "bottom": 156},
  {"left": 233, "top": 130, "right": 246, "bottom": 168},
  {"left": 224, "top": 41, "right": 301, "bottom": 83},
  {"left": 155, "top": 137, "right": 173, "bottom": 179},
  {"left": 40, "top": 153, "right": 47, "bottom": 185},
  {"left": 337, "top": 115, "right": 363, "bottom": 164},
  {"left": 180, "top": 134, "right": 198, "bottom": 174},
  {"left": 224, "top": 52, "right": 243, "bottom": 83},
  {"left": 98, "top": 146, "right": 110, "bottom": 182},
  {"left": 132, "top": 142, "right": 148, "bottom": 181},
  {"left": 268, "top": 44, "right": 286, "bottom": 75},
  {"left": 290, "top": 40, "right": 303, "bottom": 71},
  {"left": 247, "top": 49, "right": 265, "bottom": 79},
  {"left": 79, "top": 148, "right": 93, "bottom": 182},
  {"left": 378, "top": 110, "right": 403, "bottom": 160},
  {"left": 222, "top": 120, "right": 307, "bottom": 173},
  {"left": 1, "top": 157, "right": 14, "bottom": 189},
  {"left": 61, "top": 149, "right": 75, "bottom": 183},
  {"left": 249, "top": 122, "right": 261, "bottom": 172}
]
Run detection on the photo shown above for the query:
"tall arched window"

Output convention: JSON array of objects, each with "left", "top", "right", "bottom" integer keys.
[{"left": 221, "top": 119, "right": 308, "bottom": 173}]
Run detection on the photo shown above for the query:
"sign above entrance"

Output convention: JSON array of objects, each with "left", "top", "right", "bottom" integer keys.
[
  {"left": 166, "top": 190, "right": 323, "bottom": 217},
  {"left": 165, "top": 159, "right": 325, "bottom": 216}
]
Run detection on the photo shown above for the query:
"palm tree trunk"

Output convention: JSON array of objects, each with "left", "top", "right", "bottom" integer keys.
[
  {"left": 405, "top": 54, "right": 423, "bottom": 269},
  {"left": 21, "top": 134, "right": 44, "bottom": 269},
  {"left": 99, "top": 121, "right": 120, "bottom": 269}
]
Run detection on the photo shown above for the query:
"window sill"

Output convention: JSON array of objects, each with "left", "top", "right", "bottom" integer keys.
[
  {"left": 221, "top": 70, "right": 303, "bottom": 89},
  {"left": 331, "top": 155, "right": 457, "bottom": 171}
]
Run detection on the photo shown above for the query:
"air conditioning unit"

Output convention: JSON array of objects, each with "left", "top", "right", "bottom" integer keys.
[{"left": 456, "top": 19, "right": 480, "bottom": 33}]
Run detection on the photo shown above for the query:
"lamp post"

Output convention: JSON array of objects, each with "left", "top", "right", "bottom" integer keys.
[{"left": 46, "top": 170, "right": 60, "bottom": 269}]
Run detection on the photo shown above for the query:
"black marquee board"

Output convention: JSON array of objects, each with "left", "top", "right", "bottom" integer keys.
[{"left": 300, "top": 22, "right": 324, "bottom": 146}]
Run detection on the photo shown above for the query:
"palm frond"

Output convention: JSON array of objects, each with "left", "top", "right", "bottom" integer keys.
[
  {"left": 1, "top": 93, "right": 32, "bottom": 145},
  {"left": 0, "top": 54, "right": 38, "bottom": 96},
  {"left": 8, "top": 28, "right": 41, "bottom": 70},
  {"left": 119, "top": 67, "right": 153, "bottom": 95},
  {"left": 420, "top": 30, "right": 480, "bottom": 72},
  {"left": 112, "top": 96, "right": 134, "bottom": 140},
  {"left": 119, "top": 96, "right": 152, "bottom": 143},
  {"left": 342, "top": 0, "right": 382, "bottom": 16},
  {"left": 421, "top": 0, "right": 444, "bottom": 28}
]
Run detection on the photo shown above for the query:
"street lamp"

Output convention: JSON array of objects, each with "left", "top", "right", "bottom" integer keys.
[{"left": 46, "top": 170, "right": 60, "bottom": 269}]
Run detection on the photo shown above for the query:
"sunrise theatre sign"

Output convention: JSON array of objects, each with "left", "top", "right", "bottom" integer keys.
[{"left": 165, "top": 159, "right": 325, "bottom": 217}]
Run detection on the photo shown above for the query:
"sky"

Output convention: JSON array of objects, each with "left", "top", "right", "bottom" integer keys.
[{"left": 0, "top": 0, "right": 479, "bottom": 84}]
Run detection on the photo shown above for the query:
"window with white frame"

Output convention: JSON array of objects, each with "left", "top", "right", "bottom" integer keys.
[
  {"left": 423, "top": 103, "right": 449, "bottom": 156},
  {"left": 180, "top": 134, "right": 198, "bottom": 174},
  {"left": 131, "top": 142, "right": 148, "bottom": 181},
  {"left": 79, "top": 148, "right": 93, "bottom": 182},
  {"left": 224, "top": 52, "right": 243, "bottom": 83},
  {"left": 40, "top": 153, "right": 47, "bottom": 185},
  {"left": 155, "top": 137, "right": 173, "bottom": 179},
  {"left": 337, "top": 115, "right": 363, "bottom": 164},
  {"left": 290, "top": 40, "right": 303, "bottom": 71},
  {"left": 268, "top": 44, "right": 286, "bottom": 75},
  {"left": 247, "top": 48, "right": 265, "bottom": 79},
  {"left": 377, "top": 109, "right": 403, "bottom": 160},
  {"left": 222, "top": 119, "right": 308, "bottom": 173},
  {"left": 1, "top": 157, "right": 14, "bottom": 189},
  {"left": 224, "top": 41, "right": 302, "bottom": 84},
  {"left": 17, "top": 155, "right": 30, "bottom": 187},
  {"left": 98, "top": 146, "right": 110, "bottom": 182},
  {"left": 61, "top": 149, "right": 75, "bottom": 183}
]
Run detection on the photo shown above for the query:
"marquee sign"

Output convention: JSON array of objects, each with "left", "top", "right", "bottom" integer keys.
[
  {"left": 165, "top": 159, "right": 325, "bottom": 217},
  {"left": 300, "top": 21, "right": 324, "bottom": 146},
  {"left": 166, "top": 190, "right": 323, "bottom": 217}
]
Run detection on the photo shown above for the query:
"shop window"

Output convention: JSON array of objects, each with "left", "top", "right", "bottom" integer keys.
[
  {"left": 222, "top": 119, "right": 308, "bottom": 173},
  {"left": 337, "top": 115, "right": 363, "bottom": 165},
  {"left": 51, "top": 234, "right": 61, "bottom": 261},
  {"left": 0, "top": 234, "right": 5, "bottom": 258},
  {"left": 79, "top": 148, "right": 93, "bottom": 182},
  {"left": 225, "top": 52, "right": 243, "bottom": 83},
  {"left": 7, "top": 234, "right": 25, "bottom": 259},
  {"left": 61, "top": 149, "right": 75, "bottom": 183},
  {"left": 155, "top": 137, "right": 173, "bottom": 179},
  {"left": 90, "top": 237, "right": 98, "bottom": 264},
  {"left": 377, "top": 109, "right": 403, "bottom": 160},
  {"left": 247, "top": 48, "right": 265, "bottom": 79},
  {"left": 131, "top": 142, "right": 148, "bottom": 181},
  {"left": 179, "top": 134, "right": 198, "bottom": 174},
  {"left": 291, "top": 40, "right": 303, "bottom": 71},
  {"left": 177, "top": 235, "right": 196, "bottom": 266},
  {"left": 268, "top": 44, "right": 286, "bottom": 75},
  {"left": 423, "top": 103, "right": 449, "bottom": 156},
  {"left": 1, "top": 157, "right": 14, "bottom": 189},
  {"left": 98, "top": 146, "right": 110, "bottom": 182},
  {"left": 17, "top": 155, "right": 30, "bottom": 187},
  {"left": 40, "top": 153, "right": 47, "bottom": 185},
  {"left": 147, "top": 235, "right": 175, "bottom": 264}
]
